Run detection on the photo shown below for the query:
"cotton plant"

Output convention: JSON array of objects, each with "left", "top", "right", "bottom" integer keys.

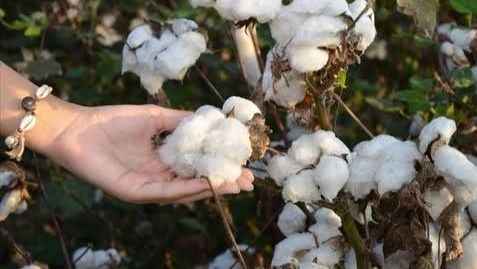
[
  {"left": 261, "top": 0, "right": 376, "bottom": 109},
  {"left": 72, "top": 247, "right": 121, "bottom": 269},
  {"left": 158, "top": 96, "right": 269, "bottom": 188},
  {"left": 122, "top": 18, "right": 207, "bottom": 103},
  {"left": 438, "top": 23, "right": 477, "bottom": 86},
  {"left": 0, "top": 161, "right": 29, "bottom": 222}
]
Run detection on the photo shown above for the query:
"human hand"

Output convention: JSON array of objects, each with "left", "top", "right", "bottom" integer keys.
[{"left": 46, "top": 105, "right": 254, "bottom": 204}]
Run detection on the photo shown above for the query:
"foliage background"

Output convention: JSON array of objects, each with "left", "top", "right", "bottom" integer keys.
[{"left": 0, "top": 0, "right": 476, "bottom": 268}]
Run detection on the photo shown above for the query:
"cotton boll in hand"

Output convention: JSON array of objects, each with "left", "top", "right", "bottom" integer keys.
[
  {"left": 277, "top": 203, "right": 307, "bottom": 236},
  {"left": 202, "top": 118, "right": 252, "bottom": 164},
  {"left": 196, "top": 155, "right": 242, "bottom": 188}
]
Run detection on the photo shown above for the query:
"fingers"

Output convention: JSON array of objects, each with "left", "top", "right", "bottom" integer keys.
[
  {"left": 149, "top": 106, "right": 192, "bottom": 131},
  {"left": 235, "top": 169, "right": 255, "bottom": 191},
  {"left": 129, "top": 176, "right": 210, "bottom": 204}
]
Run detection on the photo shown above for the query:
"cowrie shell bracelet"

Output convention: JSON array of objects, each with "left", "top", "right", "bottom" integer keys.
[{"left": 4, "top": 85, "right": 53, "bottom": 161}]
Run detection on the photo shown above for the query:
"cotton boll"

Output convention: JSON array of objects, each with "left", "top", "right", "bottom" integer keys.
[
  {"left": 346, "top": 157, "right": 378, "bottom": 199},
  {"left": 382, "top": 140, "right": 422, "bottom": 163},
  {"left": 351, "top": 15, "right": 376, "bottom": 52},
  {"left": 269, "top": 7, "right": 308, "bottom": 45},
  {"left": 448, "top": 27, "right": 477, "bottom": 49},
  {"left": 195, "top": 105, "right": 226, "bottom": 124},
  {"left": 282, "top": 170, "right": 321, "bottom": 203},
  {"left": 271, "top": 233, "right": 317, "bottom": 267},
  {"left": 468, "top": 200, "right": 477, "bottom": 224},
  {"left": 313, "top": 156, "right": 349, "bottom": 201},
  {"left": 0, "top": 170, "right": 15, "bottom": 188},
  {"left": 288, "top": 134, "right": 321, "bottom": 166},
  {"left": 375, "top": 160, "right": 416, "bottom": 195},
  {"left": 203, "top": 118, "right": 252, "bottom": 164},
  {"left": 309, "top": 208, "right": 342, "bottom": 244},
  {"left": 73, "top": 247, "right": 95, "bottom": 269},
  {"left": 164, "top": 114, "right": 211, "bottom": 153},
  {"left": 292, "top": 16, "right": 347, "bottom": 48},
  {"left": 301, "top": 241, "right": 344, "bottom": 266},
  {"left": 158, "top": 142, "right": 178, "bottom": 167},
  {"left": 93, "top": 249, "right": 121, "bottom": 269},
  {"left": 313, "top": 131, "right": 351, "bottom": 156},
  {"left": 125, "top": 24, "right": 153, "bottom": 49},
  {"left": 208, "top": 245, "right": 254, "bottom": 269},
  {"left": 299, "top": 262, "right": 328, "bottom": 269},
  {"left": 172, "top": 153, "right": 200, "bottom": 178},
  {"left": 169, "top": 18, "right": 198, "bottom": 35},
  {"left": 262, "top": 50, "right": 307, "bottom": 108},
  {"left": 441, "top": 42, "right": 455, "bottom": 56},
  {"left": 222, "top": 96, "right": 261, "bottom": 124},
  {"left": 267, "top": 155, "right": 305, "bottom": 186},
  {"left": 447, "top": 229, "right": 477, "bottom": 269},
  {"left": 432, "top": 145, "right": 477, "bottom": 207},
  {"left": 153, "top": 32, "right": 206, "bottom": 80},
  {"left": 215, "top": 0, "right": 282, "bottom": 23},
  {"left": 0, "top": 189, "right": 23, "bottom": 221},
  {"left": 287, "top": 0, "right": 350, "bottom": 16},
  {"left": 287, "top": 45, "right": 329, "bottom": 73},
  {"left": 189, "top": 0, "right": 215, "bottom": 8},
  {"left": 418, "top": 116, "right": 456, "bottom": 154},
  {"left": 195, "top": 155, "right": 242, "bottom": 188},
  {"left": 277, "top": 203, "right": 307, "bottom": 236},
  {"left": 423, "top": 187, "right": 454, "bottom": 221},
  {"left": 353, "top": 135, "right": 399, "bottom": 158},
  {"left": 437, "top": 23, "right": 454, "bottom": 36}
]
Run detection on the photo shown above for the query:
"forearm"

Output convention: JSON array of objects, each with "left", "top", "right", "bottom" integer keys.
[{"left": 0, "top": 62, "right": 82, "bottom": 157}]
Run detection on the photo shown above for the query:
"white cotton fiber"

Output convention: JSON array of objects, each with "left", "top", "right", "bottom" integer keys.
[
  {"left": 195, "top": 154, "right": 242, "bottom": 187},
  {"left": 267, "top": 155, "right": 305, "bottom": 186},
  {"left": 277, "top": 203, "right": 307, "bottom": 236},
  {"left": 313, "top": 155, "right": 349, "bottom": 201},
  {"left": 222, "top": 96, "right": 261, "bottom": 123},
  {"left": 282, "top": 170, "right": 321, "bottom": 203},
  {"left": 271, "top": 232, "right": 317, "bottom": 266},
  {"left": 287, "top": 46, "right": 329, "bottom": 73},
  {"left": 288, "top": 134, "right": 321, "bottom": 166},
  {"left": 418, "top": 117, "right": 456, "bottom": 154}
]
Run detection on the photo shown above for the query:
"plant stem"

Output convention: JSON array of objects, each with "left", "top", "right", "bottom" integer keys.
[{"left": 205, "top": 178, "right": 248, "bottom": 269}]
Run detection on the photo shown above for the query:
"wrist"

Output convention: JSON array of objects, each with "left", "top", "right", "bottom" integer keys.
[{"left": 0, "top": 64, "right": 85, "bottom": 158}]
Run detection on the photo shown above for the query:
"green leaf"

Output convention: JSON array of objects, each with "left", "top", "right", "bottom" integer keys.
[
  {"left": 397, "top": 89, "right": 431, "bottom": 113},
  {"left": 334, "top": 69, "right": 348, "bottom": 89},
  {"left": 450, "top": 68, "right": 475, "bottom": 88},
  {"left": 0, "top": 9, "right": 5, "bottom": 19},
  {"left": 45, "top": 179, "right": 95, "bottom": 218},
  {"left": 450, "top": 0, "right": 477, "bottom": 14},
  {"left": 397, "top": 0, "right": 439, "bottom": 37},
  {"left": 24, "top": 25, "right": 42, "bottom": 37}
]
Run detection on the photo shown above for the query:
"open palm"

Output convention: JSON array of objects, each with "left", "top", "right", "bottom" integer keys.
[{"left": 49, "top": 105, "right": 254, "bottom": 204}]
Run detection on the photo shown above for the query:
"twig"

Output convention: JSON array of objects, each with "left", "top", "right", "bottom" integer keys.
[
  {"left": 0, "top": 227, "right": 33, "bottom": 264},
  {"left": 205, "top": 178, "right": 248, "bottom": 269},
  {"left": 331, "top": 92, "right": 374, "bottom": 138},
  {"left": 32, "top": 153, "right": 74, "bottom": 269},
  {"left": 195, "top": 65, "right": 225, "bottom": 103}
]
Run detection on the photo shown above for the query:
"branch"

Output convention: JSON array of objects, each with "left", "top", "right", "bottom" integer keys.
[
  {"left": 331, "top": 92, "right": 374, "bottom": 138},
  {"left": 205, "top": 178, "right": 248, "bottom": 269}
]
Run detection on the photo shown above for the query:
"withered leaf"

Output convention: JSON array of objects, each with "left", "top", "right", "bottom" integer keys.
[{"left": 397, "top": 0, "right": 439, "bottom": 37}]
